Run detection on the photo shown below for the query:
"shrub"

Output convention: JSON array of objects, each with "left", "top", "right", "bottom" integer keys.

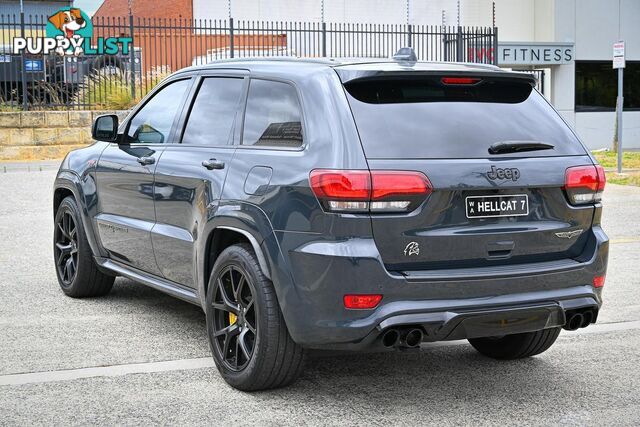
[{"left": 73, "top": 67, "right": 170, "bottom": 110}]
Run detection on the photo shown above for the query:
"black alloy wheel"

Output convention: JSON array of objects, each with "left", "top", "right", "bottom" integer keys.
[
  {"left": 211, "top": 265, "right": 257, "bottom": 371},
  {"left": 54, "top": 209, "right": 79, "bottom": 286}
]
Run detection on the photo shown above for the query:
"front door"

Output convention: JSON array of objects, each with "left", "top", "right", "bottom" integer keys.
[
  {"left": 95, "top": 77, "right": 192, "bottom": 274},
  {"left": 152, "top": 74, "right": 247, "bottom": 287}
]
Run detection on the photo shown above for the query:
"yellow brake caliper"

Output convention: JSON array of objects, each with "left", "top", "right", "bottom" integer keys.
[{"left": 229, "top": 312, "right": 237, "bottom": 325}]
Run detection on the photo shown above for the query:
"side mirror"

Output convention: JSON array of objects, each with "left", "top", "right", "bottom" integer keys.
[{"left": 92, "top": 114, "right": 118, "bottom": 142}]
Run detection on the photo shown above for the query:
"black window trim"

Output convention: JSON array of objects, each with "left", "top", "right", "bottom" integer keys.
[
  {"left": 575, "top": 59, "right": 640, "bottom": 113},
  {"left": 175, "top": 69, "right": 250, "bottom": 148},
  {"left": 118, "top": 75, "right": 194, "bottom": 146},
  {"left": 237, "top": 76, "right": 308, "bottom": 152}
]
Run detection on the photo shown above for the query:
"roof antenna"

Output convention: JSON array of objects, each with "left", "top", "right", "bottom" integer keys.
[{"left": 393, "top": 47, "right": 417, "bottom": 62}]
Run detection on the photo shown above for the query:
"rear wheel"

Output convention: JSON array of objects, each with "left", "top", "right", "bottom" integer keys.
[
  {"left": 205, "top": 244, "right": 304, "bottom": 391},
  {"left": 468, "top": 327, "right": 561, "bottom": 360},
  {"left": 54, "top": 196, "right": 114, "bottom": 297}
]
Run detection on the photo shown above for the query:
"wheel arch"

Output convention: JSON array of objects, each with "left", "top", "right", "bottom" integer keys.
[
  {"left": 205, "top": 225, "right": 271, "bottom": 282},
  {"left": 198, "top": 207, "right": 276, "bottom": 308},
  {"left": 54, "top": 171, "right": 105, "bottom": 258},
  {"left": 53, "top": 186, "right": 74, "bottom": 216}
]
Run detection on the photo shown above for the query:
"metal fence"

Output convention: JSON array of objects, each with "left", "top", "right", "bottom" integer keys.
[{"left": 1, "top": 14, "right": 498, "bottom": 110}]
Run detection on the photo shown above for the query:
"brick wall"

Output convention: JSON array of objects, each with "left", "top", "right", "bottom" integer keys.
[
  {"left": 93, "top": 0, "right": 193, "bottom": 20},
  {"left": 0, "top": 111, "right": 128, "bottom": 161}
]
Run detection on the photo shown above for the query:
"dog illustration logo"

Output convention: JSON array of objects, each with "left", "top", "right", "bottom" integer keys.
[
  {"left": 46, "top": 8, "right": 93, "bottom": 56},
  {"left": 48, "top": 9, "right": 86, "bottom": 39},
  {"left": 13, "top": 8, "right": 130, "bottom": 57}
]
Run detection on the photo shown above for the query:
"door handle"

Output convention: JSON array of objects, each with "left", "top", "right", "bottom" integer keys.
[
  {"left": 137, "top": 156, "right": 155, "bottom": 166},
  {"left": 202, "top": 159, "right": 225, "bottom": 170}
]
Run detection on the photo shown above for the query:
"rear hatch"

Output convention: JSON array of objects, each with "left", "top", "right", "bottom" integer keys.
[{"left": 340, "top": 68, "right": 598, "bottom": 271}]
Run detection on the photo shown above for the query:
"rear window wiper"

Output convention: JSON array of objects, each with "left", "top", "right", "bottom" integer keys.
[{"left": 489, "top": 141, "right": 554, "bottom": 155}]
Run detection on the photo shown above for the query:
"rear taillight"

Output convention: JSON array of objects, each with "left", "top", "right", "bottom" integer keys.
[
  {"left": 564, "top": 165, "right": 606, "bottom": 205},
  {"left": 308, "top": 170, "right": 370, "bottom": 212},
  {"left": 310, "top": 169, "right": 432, "bottom": 213}
]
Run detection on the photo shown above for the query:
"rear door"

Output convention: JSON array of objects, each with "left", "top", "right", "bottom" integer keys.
[
  {"left": 342, "top": 73, "right": 596, "bottom": 271},
  {"left": 152, "top": 71, "right": 247, "bottom": 288}
]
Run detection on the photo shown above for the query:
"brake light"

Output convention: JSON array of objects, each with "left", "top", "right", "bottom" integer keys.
[
  {"left": 344, "top": 294, "right": 383, "bottom": 309},
  {"left": 310, "top": 169, "right": 432, "bottom": 213},
  {"left": 564, "top": 165, "right": 606, "bottom": 205},
  {"left": 593, "top": 275, "right": 606, "bottom": 288},
  {"left": 441, "top": 77, "right": 481, "bottom": 85}
]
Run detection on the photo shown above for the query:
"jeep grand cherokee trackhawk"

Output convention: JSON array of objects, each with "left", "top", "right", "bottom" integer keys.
[{"left": 52, "top": 55, "right": 608, "bottom": 391}]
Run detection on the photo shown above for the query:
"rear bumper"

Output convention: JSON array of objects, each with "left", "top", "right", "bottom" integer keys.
[
  {"left": 327, "top": 290, "right": 598, "bottom": 350},
  {"left": 275, "top": 226, "right": 608, "bottom": 349}
]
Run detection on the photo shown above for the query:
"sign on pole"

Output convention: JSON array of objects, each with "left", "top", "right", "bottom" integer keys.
[
  {"left": 613, "top": 41, "right": 624, "bottom": 174},
  {"left": 613, "top": 41, "right": 625, "bottom": 69}
]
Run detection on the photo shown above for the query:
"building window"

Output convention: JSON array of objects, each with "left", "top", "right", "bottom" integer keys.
[{"left": 575, "top": 61, "right": 640, "bottom": 112}]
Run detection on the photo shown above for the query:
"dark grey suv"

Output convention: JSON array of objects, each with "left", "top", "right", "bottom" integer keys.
[{"left": 53, "top": 56, "right": 608, "bottom": 391}]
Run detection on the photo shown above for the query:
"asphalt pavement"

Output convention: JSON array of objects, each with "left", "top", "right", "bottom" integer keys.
[{"left": 0, "top": 168, "right": 639, "bottom": 426}]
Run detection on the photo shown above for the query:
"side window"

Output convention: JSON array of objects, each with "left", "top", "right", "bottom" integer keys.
[
  {"left": 126, "top": 79, "right": 190, "bottom": 144},
  {"left": 181, "top": 77, "right": 244, "bottom": 146},
  {"left": 242, "top": 79, "right": 303, "bottom": 148}
]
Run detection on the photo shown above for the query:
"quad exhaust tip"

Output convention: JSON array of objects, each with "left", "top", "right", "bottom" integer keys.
[
  {"left": 403, "top": 328, "right": 424, "bottom": 348},
  {"left": 381, "top": 327, "right": 424, "bottom": 348},
  {"left": 381, "top": 328, "right": 400, "bottom": 348},
  {"left": 563, "top": 309, "right": 596, "bottom": 331}
]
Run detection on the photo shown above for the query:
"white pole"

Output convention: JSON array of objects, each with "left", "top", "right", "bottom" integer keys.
[{"left": 617, "top": 67, "right": 624, "bottom": 174}]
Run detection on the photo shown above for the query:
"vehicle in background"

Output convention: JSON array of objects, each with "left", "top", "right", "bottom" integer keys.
[{"left": 0, "top": 44, "right": 141, "bottom": 106}]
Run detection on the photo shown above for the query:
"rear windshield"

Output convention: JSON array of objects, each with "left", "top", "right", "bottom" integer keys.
[{"left": 344, "top": 77, "right": 587, "bottom": 159}]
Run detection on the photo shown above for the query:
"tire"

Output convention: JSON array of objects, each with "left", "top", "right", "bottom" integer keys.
[
  {"left": 53, "top": 196, "right": 114, "bottom": 298},
  {"left": 468, "top": 327, "right": 561, "bottom": 360},
  {"left": 205, "top": 243, "right": 305, "bottom": 391}
]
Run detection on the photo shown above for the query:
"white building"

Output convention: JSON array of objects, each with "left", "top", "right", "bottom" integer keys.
[{"left": 193, "top": 0, "right": 640, "bottom": 150}]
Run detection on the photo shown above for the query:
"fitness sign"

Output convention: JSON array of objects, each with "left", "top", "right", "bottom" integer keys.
[{"left": 12, "top": 7, "right": 132, "bottom": 56}]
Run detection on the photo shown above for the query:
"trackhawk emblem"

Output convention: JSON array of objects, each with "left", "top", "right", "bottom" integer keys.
[
  {"left": 555, "top": 229, "right": 583, "bottom": 239},
  {"left": 404, "top": 241, "right": 420, "bottom": 256}
]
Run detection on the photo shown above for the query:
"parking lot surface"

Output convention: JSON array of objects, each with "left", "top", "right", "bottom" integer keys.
[{"left": 1, "top": 168, "right": 639, "bottom": 426}]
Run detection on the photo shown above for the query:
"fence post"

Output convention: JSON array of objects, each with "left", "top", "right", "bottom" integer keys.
[
  {"left": 456, "top": 26, "right": 462, "bottom": 62},
  {"left": 128, "top": 14, "right": 136, "bottom": 100},
  {"left": 20, "top": 12, "right": 28, "bottom": 110},
  {"left": 492, "top": 26, "right": 498, "bottom": 65},
  {"left": 407, "top": 24, "right": 412, "bottom": 48},
  {"left": 229, "top": 18, "right": 234, "bottom": 58},
  {"left": 322, "top": 22, "right": 327, "bottom": 57}
]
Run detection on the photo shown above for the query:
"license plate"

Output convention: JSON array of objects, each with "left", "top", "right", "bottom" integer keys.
[{"left": 466, "top": 194, "right": 529, "bottom": 218}]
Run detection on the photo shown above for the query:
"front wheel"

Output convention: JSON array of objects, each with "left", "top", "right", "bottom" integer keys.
[
  {"left": 468, "top": 327, "right": 561, "bottom": 360},
  {"left": 205, "top": 244, "right": 305, "bottom": 391},
  {"left": 53, "top": 196, "right": 114, "bottom": 297}
]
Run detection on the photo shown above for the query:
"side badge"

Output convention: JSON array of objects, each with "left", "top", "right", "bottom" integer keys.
[
  {"left": 404, "top": 241, "right": 420, "bottom": 256},
  {"left": 555, "top": 229, "right": 583, "bottom": 239}
]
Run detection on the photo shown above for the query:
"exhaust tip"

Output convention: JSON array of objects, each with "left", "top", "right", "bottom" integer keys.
[
  {"left": 381, "top": 328, "right": 400, "bottom": 348},
  {"left": 404, "top": 328, "right": 424, "bottom": 348},
  {"left": 581, "top": 311, "right": 594, "bottom": 328},
  {"left": 565, "top": 313, "right": 584, "bottom": 331}
]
